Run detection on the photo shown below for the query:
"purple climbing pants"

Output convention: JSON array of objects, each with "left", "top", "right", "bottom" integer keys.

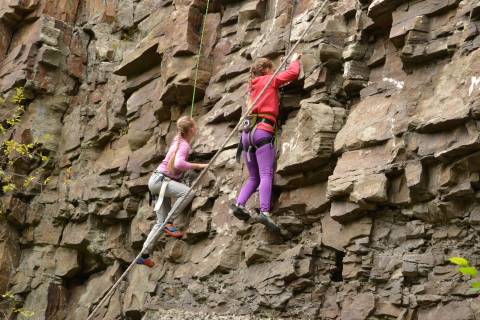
[{"left": 236, "top": 128, "right": 275, "bottom": 213}]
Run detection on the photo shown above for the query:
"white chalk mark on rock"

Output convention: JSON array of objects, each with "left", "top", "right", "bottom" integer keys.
[
  {"left": 282, "top": 131, "right": 300, "bottom": 155},
  {"left": 269, "top": 0, "right": 279, "bottom": 35},
  {"left": 469, "top": 76, "right": 480, "bottom": 96},
  {"left": 390, "top": 116, "right": 396, "bottom": 148},
  {"left": 251, "top": 0, "right": 279, "bottom": 57},
  {"left": 383, "top": 77, "right": 404, "bottom": 90}
]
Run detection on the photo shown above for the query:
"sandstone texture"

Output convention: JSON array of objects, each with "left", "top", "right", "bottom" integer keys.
[{"left": 1, "top": 0, "right": 480, "bottom": 319}]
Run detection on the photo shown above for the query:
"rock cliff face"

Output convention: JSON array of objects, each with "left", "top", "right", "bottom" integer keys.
[{"left": 1, "top": 0, "right": 480, "bottom": 319}]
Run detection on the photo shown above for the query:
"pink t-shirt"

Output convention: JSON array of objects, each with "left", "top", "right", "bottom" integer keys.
[{"left": 157, "top": 136, "right": 194, "bottom": 180}]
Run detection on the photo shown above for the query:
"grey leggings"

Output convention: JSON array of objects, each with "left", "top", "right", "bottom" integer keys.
[{"left": 142, "top": 171, "right": 193, "bottom": 255}]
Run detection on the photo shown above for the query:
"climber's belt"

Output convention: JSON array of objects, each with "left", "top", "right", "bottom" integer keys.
[
  {"left": 151, "top": 171, "right": 172, "bottom": 212},
  {"left": 235, "top": 115, "right": 278, "bottom": 162},
  {"left": 246, "top": 137, "right": 274, "bottom": 152},
  {"left": 239, "top": 113, "right": 276, "bottom": 132},
  {"left": 256, "top": 117, "right": 275, "bottom": 127}
]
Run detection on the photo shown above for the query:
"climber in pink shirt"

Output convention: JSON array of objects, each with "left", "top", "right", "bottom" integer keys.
[{"left": 137, "top": 116, "right": 207, "bottom": 268}]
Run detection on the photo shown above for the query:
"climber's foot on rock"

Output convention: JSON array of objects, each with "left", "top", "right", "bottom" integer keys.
[
  {"left": 279, "top": 228, "right": 293, "bottom": 240},
  {"left": 257, "top": 212, "right": 282, "bottom": 235},
  {"left": 136, "top": 256, "right": 155, "bottom": 268},
  {"left": 164, "top": 224, "right": 183, "bottom": 238},
  {"left": 230, "top": 204, "right": 251, "bottom": 222}
]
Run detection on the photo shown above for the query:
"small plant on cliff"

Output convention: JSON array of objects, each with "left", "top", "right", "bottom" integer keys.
[
  {"left": 120, "top": 26, "right": 137, "bottom": 41},
  {"left": 119, "top": 126, "right": 128, "bottom": 135},
  {"left": 0, "top": 87, "right": 52, "bottom": 194},
  {"left": 0, "top": 291, "right": 34, "bottom": 318},
  {"left": 449, "top": 257, "right": 480, "bottom": 293}
]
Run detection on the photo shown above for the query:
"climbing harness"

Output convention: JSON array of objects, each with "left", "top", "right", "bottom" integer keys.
[
  {"left": 86, "top": 2, "right": 330, "bottom": 319},
  {"left": 190, "top": 0, "right": 211, "bottom": 117},
  {"left": 238, "top": 112, "right": 275, "bottom": 133},
  {"left": 235, "top": 112, "right": 277, "bottom": 162},
  {"left": 148, "top": 170, "right": 163, "bottom": 203},
  {"left": 152, "top": 171, "right": 169, "bottom": 213},
  {"left": 153, "top": 181, "right": 167, "bottom": 212},
  {"left": 148, "top": 170, "right": 175, "bottom": 215},
  {"left": 247, "top": 117, "right": 277, "bottom": 162}
]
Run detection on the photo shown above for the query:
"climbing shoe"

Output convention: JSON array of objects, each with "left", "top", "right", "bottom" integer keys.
[
  {"left": 258, "top": 212, "right": 282, "bottom": 234},
  {"left": 279, "top": 228, "right": 293, "bottom": 240},
  {"left": 163, "top": 224, "right": 184, "bottom": 238},
  {"left": 229, "top": 204, "right": 251, "bottom": 222},
  {"left": 136, "top": 257, "right": 155, "bottom": 268}
]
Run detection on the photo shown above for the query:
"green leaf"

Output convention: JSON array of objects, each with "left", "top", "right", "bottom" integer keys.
[
  {"left": 43, "top": 177, "right": 51, "bottom": 185},
  {"left": 471, "top": 281, "right": 480, "bottom": 288},
  {"left": 42, "top": 133, "right": 52, "bottom": 142},
  {"left": 449, "top": 257, "right": 469, "bottom": 267},
  {"left": 19, "top": 309, "right": 35, "bottom": 317},
  {"left": 12, "top": 87, "right": 25, "bottom": 105},
  {"left": 1, "top": 291, "right": 14, "bottom": 299},
  {"left": 459, "top": 266, "right": 478, "bottom": 277},
  {"left": 2, "top": 183, "right": 16, "bottom": 193},
  {"left": 469, "top": 287, "right": 480, "bottom": 294},
  {"left": 23, "top": 176, "right": 35, "bottom": 188}
]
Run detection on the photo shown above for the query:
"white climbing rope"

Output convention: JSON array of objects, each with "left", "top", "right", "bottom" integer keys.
[{"left": 86, "top": 1, "right": 330, "bottom": 319}]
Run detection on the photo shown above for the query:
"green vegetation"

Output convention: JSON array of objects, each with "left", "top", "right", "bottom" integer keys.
[
  {"left": 1, "top": 292, "right": 34, "bottom": 318},
  {"left": 0, "top": 87, "right": 51, "bottom": 196},
  {"left": 449, "top": 257, "right": 480, "bottom": 293}
]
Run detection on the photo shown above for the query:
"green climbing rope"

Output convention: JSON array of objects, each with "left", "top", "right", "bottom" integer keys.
[{"left": 190, "top": 0, "right": 211, "bottom": 117}]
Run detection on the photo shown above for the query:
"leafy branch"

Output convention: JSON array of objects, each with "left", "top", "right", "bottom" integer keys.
[
  {"left": 0, "top": 87, "right": 52, "bottom": 194},
  {"left": 0, "top": 88, "right": 26, "bottom": 134},
  {"left": 1, "top": 291, "right": 34, "bottom": 318},
  {"left": 449, "top": 257, "right": 480, "bottom": 293}
]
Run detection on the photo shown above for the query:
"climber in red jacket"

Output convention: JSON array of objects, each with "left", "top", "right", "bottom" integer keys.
[{"left": 230, "top": 53, "right": 301, "bottom": 233}]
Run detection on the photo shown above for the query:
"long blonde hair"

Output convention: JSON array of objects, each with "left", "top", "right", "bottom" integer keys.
[{"left": 167, "top": 116, "right": 196, "bottom": 173}]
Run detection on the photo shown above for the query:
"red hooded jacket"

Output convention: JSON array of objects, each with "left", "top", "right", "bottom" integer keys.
[{"left": 250, "top": 60, "right": 301, "bottom": 133}]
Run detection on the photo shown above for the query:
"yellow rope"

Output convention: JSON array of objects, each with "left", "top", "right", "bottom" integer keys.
[{"left": 190, "top": 0, "right": 211, "bottom": 117}]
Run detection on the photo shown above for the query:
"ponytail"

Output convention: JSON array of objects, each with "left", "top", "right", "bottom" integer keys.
[{"left": 167, "top": 137, "right": 181, "bottom": 173}]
